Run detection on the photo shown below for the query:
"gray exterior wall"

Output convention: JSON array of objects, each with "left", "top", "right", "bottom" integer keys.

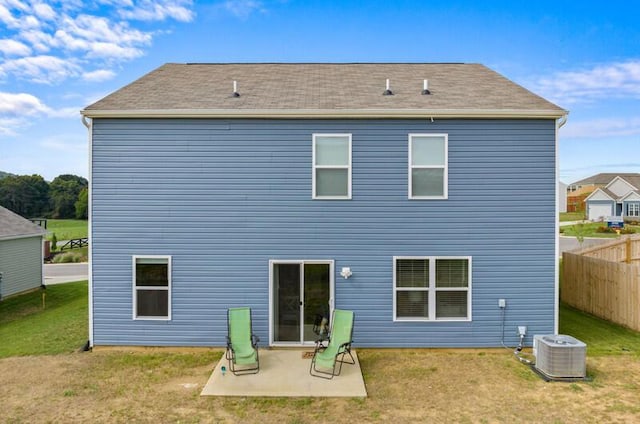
[
  {"left": 0, "top": 236, "right": 43, "bottom": 298},
  {"left": 91, "top": 118, "right": 557, "bottom": 347}
]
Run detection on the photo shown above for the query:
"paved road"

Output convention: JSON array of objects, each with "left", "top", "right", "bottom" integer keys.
[
  {"left": 559, "top": 236, "right": 610, "bottom": 257},
  {"left": 44, "top": 263, "right": 88, "bottom": 285}
]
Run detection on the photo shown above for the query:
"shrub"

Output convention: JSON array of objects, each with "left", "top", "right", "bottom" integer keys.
[
  {"left": 621, "top": 228, "right": 636, "bottom": 234},
  {"left": 596, "top": 226, "right": 616, "bottom": 233},
  {"left": 559, "top": 227, "right": 565, "bottom": 233},
  {"left": 52, "top": 251, "right": 83, "bottom": 263},
  {"left": 50, "top": 233, "right": 57, "bottom": 251}
]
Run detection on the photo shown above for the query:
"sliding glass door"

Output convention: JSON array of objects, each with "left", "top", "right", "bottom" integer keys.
[{"left": 271, "top": 260, "right": 333, "bottom": 345}]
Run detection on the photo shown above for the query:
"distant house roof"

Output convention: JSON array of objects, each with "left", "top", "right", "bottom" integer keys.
[
  {"left": 0, "top": 206, "right": 46, "bottom": 241},
  {"left": 570, "top": 173, "right": 640, "bottom": 187},
  {"left": 567, "top": 186, "right": 594, "bottom": 197},
  {"left": 82, "top": 63, "right": 566, "bottom": 119}
]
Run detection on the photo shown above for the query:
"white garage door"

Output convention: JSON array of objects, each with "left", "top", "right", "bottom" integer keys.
[{"left": 588, "top": 203, "right": 611, "bottom": 221}]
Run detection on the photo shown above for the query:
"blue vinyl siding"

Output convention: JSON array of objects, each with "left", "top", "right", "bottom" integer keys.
[{"left": 91, "top": 118, "right": 557, "bottom": 347}]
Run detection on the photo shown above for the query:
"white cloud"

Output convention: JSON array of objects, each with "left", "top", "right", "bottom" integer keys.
[
  {"left": 0, "top": 1, "right": 195, "bottom": 85},
  {"left": 0, "top": 91, "right": 81, "bottom": 135},
  {"left": 536, "top": 60, "right": 640, "bottom": 105},
  {"left": 0, "top": 55, "right": 80, "bottom": 84},
  {"left": 220, "top": 0, "right": 265, "bottom": 18},
  {"left": 561, "top": 117, "right": 640, "bottom": 139},
  {"left": 82, "top": 69, "right": 116, "bottom": 82},
  {"left": 0, "top": 38, "right": 32, "bottom": 56},
  {"left": 0, "top": 91, "right": 51, "bottom": 135},
  {"left": 119, "top": 0, "right": 195, "bottom": 22},
  {"left": 0, "top": 91, "right": 51, "bottom": 115},
  {"left": 32, "top": 2, "right": 56, "bottom": 20}
]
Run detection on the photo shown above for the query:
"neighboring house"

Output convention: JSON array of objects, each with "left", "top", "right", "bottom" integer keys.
[
  {"left": 81, "top": 63, "right": 567, "bottom": 348},
  {"left": 558, "top": 181, "right": 567, "bottom": 213},
  {"left": 583, "top": 174, "right": 640, "bottom": 221},
  {"left": 567, "top": 172, "right": 627, "bottom": 193},
  {"left": 566, "top": 186, "right": 593, "bottom": 213},
  {"left": 0, "top": 206, "right": 46, "bottom": 299}
]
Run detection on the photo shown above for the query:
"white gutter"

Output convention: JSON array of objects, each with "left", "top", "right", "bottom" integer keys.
[
  {"left": 81, "top": 108, "right": 568, "bottom": 120},
  {"left": 554, "top": 112, "right": 568, "bottom": 335}
]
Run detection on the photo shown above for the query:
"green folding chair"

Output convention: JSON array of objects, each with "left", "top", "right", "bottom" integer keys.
[
  {"left": 309, "top": 309, "right": 355, "bottom": 379},
  {"left": 226, "top": 307, "right": 260, "bottom": 375}
]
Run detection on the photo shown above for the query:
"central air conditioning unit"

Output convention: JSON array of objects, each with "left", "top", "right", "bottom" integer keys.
[{"left": 533, "top": 335, "right": 586, "bottom": 379}]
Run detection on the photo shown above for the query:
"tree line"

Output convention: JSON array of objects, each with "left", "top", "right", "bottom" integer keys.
[{"left": 0, "top": 173, "right": 88, "bottom": 219}]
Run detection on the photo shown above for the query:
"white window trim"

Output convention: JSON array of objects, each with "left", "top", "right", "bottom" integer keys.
[
  {"left": 393, "top": 256, "right": 472, "bottom": 322},
  {"left": 312, "top": 133, "right": 352, "bottom": 200},
  {"left": 627, "top": 203, "right": 640, "bottom": 217},
  {"left": 132, "top": 255, "right": 172, "bottom": 321},
  {"left": 408, "top": 133, "right": 448, "bottom": 200}
]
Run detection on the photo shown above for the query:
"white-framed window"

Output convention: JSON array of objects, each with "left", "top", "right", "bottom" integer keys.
[
  {"left": 408, "top": 134, "right": 448, "bottom": 199},
  {"left": 393, "top": 256, "right": 471, "bottom": 321},
  {"left": 627, "top": 203, "right": 640, "bottom": 217},
  {"left": 133, "top": 255, "right": 171, "bottom": 320},
  {"left": 312, "top": 134, "right": 352, "bottom": 199}
]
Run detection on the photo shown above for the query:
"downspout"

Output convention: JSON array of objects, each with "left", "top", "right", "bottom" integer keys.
[
  {"left": 554, "top": 113, "right": 568, "bottom": 336},
  {"left": 82, "top": 114, "right": 94, "bottom": 349}
]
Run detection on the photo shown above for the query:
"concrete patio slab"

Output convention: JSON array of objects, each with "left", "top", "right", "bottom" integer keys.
[{"left": 201, "top": 349, "right": 367, "bottom": 397}]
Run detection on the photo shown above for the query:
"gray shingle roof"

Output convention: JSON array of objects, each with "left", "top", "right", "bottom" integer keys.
[
  {"left": 83, "top": 63, "right": 565, "bottom": 118},
  {"left": 0, "top": 206, "right": 46, "bottom": 240},
  {"left": 571, "top": 173, "right": 640, "bottom": 186}
]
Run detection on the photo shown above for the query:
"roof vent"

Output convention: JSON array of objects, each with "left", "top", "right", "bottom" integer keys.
[
  {"left": 383, "top": 78, "right": 393, "bottom": 96},
  {"left": 422, "top": 79, "right": 431, "bottom": 95},
  {"left": 232, "top": 80, "right": 240, "bottom": 97}
]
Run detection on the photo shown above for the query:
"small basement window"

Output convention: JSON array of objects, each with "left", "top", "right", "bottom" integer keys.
[
  {"left": 409, "top": 134, "right": 448, "bottom": 199},
  {"left": 312, "top": 134, "right": 352, "bottom": 199},
  {"left": 133, "top": 256, "right": 171, "bottom": 320}
]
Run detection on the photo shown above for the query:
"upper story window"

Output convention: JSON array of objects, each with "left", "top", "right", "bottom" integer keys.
[
  {"left": 312, "top": 134, "right": 352, "bottom": 199},
  {"left": 133, "top": 256, "right": 171, "bottom": 320},
  {"left": 409, "top": 134, "right": 448, "bottom": 199}
]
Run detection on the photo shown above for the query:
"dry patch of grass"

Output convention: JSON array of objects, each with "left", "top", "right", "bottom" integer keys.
[{"left": 2, "top": 349, "right": 640, "bottom": 423}]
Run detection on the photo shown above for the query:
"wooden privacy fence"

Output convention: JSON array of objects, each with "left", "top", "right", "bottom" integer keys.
[{"left": 562, "top": 235, "right": 640, "bottom": 331}]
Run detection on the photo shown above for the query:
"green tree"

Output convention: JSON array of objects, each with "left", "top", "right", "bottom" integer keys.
[
  {"left": 75, "top": 187, "right": 88, "bottom": 219},
  {"left": 0, "top": 174, "right": 50, "bottom": 217},
  {"left": 50, "top": 174, "right": 88, "bottom": 219}
]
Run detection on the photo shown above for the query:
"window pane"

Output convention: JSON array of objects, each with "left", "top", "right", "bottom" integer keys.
[
  {"left": 436, "top": 259, "right": 468, "bottom": 288},
  {"left": 316, "top": 168, "right": 348, "bottom": 197},
  {"left": 436, "top": 291, "right": 468, "bottom": 318},
  {"left": 396, "top": 291, "right": 428, "bottom": 318},
  {"left": 136, "top": 262, "right": 168, "bottom": 287},
  {"left": 316, "top": 136, "right": 349, "bottom": 166},
  {"left": 412, "top": 169, "right": 444, "bottom": 197},
  {"left": 396, "top": 259, "right": 429, "bottom": 288},
  {"left": 412, "top": 136, "right": 445, "bottom": 166},
  {"left": 137, "top": 289, "right": 168, "bottom": 317}
]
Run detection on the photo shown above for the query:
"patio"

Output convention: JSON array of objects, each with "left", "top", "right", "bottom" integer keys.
[{"left": 201, "top": 349, "right": 367, "bottom": 397}]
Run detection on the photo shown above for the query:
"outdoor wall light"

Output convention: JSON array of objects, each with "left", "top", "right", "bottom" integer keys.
[{"left": 340, "top": 267, "right": 352, "bottom": 279}]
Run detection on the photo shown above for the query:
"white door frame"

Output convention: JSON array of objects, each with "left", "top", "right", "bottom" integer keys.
[{"left": 268, "top": 259, "right": 335, "bottom": 347}]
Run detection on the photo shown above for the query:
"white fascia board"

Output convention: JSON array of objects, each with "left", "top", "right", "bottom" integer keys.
[
  {"left": 621, "top": 191, "right": 640, "bottom": 202},
  {"left": 584, "top": 188, "right": 615, "bottom": 202},
  {"left": 81, "top": 108, "right": 568, "bottom": 120}
]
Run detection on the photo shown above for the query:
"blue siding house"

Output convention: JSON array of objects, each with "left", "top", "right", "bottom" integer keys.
[{"left": 82, "top": 63, "right": 567, "bottom": 348}]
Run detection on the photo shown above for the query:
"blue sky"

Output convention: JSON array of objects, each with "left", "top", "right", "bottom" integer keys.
[{"left": 1, "top": 0, "right": 639, "bottom": 183}]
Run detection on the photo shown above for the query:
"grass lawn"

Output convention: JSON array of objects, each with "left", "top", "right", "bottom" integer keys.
[
  {"left": 46, "top": 219, "right": 88, "bottom": 241},
  {"left": 561, "top": 221, "right": 639, "bottom": 238},
  {"left": 0, "top": 282, "right": 88, "bottom": 358},
  {"left": 560, "top": 211, "right": 586, "bottom": 222},
  {"left": 2, "top": 283, "right": 640, "bottom": 422}
]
